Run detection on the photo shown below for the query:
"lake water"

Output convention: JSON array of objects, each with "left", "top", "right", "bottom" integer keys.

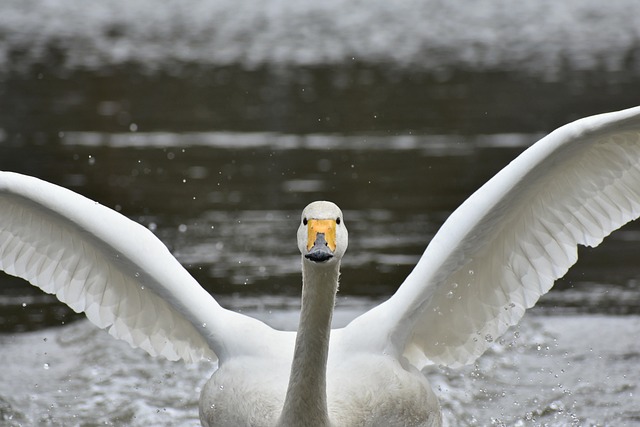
[{"left": 1, "top": 0, "right": 640, "bottom": 425}]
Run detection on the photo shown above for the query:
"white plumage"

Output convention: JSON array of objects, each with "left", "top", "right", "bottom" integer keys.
[{"left": 1, "top": 105, "right": 640, "bottom": 425}]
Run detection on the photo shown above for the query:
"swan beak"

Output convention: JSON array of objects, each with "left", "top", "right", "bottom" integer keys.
[{"left": 305, "top": 219, "right": 336, "bottom": 262}]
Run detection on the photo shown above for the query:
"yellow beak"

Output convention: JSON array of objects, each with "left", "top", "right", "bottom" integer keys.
[{"left": 306, "top": 219, "right": 337, "bottom": 252}]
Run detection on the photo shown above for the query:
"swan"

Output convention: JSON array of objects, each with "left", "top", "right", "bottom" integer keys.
[{"left": 1, "top": 105, "right": 640, "bottom": 426}]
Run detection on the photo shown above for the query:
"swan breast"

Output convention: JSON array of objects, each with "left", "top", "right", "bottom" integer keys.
[
  {"left": 199, "top": 355, "right": 290, "bottom": 426},
  {"left": 326, "top": 353, "right": 442, "bottom": 427}
]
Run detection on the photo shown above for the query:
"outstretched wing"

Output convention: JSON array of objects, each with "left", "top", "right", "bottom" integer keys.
[
  {"left": 0, "top": 172, "right": 273, "bottom": 363},
  {"left": 345, "top": 105, "right": 640, "bottom": 368}
]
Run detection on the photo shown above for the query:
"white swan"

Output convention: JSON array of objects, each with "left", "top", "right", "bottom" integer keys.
[{"left": 1, "top": 105, "right": 640, "bottom": 426}]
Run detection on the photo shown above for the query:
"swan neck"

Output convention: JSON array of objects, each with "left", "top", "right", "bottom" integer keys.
[{"left": 278, "top": 260, "right": 340, "bottom": 427}]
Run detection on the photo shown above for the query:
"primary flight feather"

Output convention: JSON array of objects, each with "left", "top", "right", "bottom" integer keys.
[{"left": 1, "top": 105, "right": 640, "bottom": 426}]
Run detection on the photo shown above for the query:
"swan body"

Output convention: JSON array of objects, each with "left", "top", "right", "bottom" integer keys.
[
  {"left": 200, "top": 202, "right": 441, "bottom": 426},
  {"left": 200, "top": 328, "right": 439, "bottom": 426},
  {"left": 1, "top": 105, "right": 640, "bottom": 425}
]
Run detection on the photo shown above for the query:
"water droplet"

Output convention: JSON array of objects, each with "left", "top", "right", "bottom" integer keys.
[
  {"left": 452, "top": 282, "right": 458, "bottom": 289},
  {"left": 22, "top": 302, "right": 27, "bottom": 308},
  {"left": 468, "top": 269, "right": 474, "bottom": 275},
  {"left": 202, "top": 323, "right": 207, "bottom": 328},
  {"left": 446, "top": 291, "right": 454, "bottom": 298},
  {"left": 43, "top": 363, "right": 50, "bottom": 370},
  {"left": 178, "top": 224, "right": 188, "bottom": 233},
  {"left": 485, "top": 334, "right": 493, "bottom": 343},
  {"left": 219, "top": 385, "right": 224, "bottom": 390}
]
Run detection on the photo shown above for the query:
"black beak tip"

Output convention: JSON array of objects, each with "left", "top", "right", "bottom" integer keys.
[{"left": 305, "top": 251, "right": 334, "bottom": 263}]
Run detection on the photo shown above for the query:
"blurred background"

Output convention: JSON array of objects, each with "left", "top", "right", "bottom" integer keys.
[
  {"left": 0, "top": 1, "right": 639, "bottom": 425},
  {"left": 2, "top": 0, "right": 640, "bottom": 326},
  {"left": 1, "top": 0, "right": 640, "bottom": 136}
]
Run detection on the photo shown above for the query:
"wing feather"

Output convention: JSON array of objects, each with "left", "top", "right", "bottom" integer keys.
[
  {"left": 345, "top": 105, "right": 640, "bottom": 368},
  {"left": 0, "top": 172, "right": 273, "bottom": 363}
]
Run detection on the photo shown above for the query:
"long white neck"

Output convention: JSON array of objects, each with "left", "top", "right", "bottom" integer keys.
[{"left": 277, "top": 259, "right": 340, "bottom": 427}]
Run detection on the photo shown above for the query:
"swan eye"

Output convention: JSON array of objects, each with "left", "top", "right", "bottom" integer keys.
[
  {"left": 336, "top": 217, "right": 341, "bottom": 225},
  {"left": 303, "top": 218, "right": 308, "bottom": 225}
]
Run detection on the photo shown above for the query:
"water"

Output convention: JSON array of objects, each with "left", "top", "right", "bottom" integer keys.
[
  {"left": 1, "top": 0, "right": 640, "bottom": 425},
  {"left": 1, "top": 306, "right": 639, "bottom": 426},
  {"left": 1, "top": 0, "right": 640, "bottom": 136},
  {"left": 1, "top": 0, "right": 639, "bottom": 75}
]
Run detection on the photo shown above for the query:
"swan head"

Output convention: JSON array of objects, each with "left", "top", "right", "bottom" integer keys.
[{"left": 297, "top": 201, "right": 348, "bottom": 264}]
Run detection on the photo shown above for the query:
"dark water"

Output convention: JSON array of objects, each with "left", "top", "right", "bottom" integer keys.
[
  {"left": 3, "top": 130, "right": 640, "bottom": 332},
  {"left": 2, "top": 0, "right": 640, "bottom": 138}
]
